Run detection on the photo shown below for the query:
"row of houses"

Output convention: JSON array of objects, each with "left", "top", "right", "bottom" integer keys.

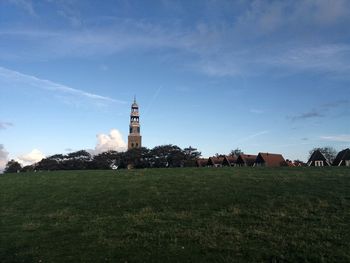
[
  {"left": 197, "top": 152, "right": 288, "bottom": 168},
  {"left": 197, "top": 148, "right": 350, "bottom": 168},
  {"left": 308, "top": 148, "right": 350, "bottom": 167}
]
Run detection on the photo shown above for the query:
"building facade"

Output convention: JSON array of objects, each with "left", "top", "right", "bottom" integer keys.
[
  {"left": 128, "top": 97, "right": 142, "bottom": 150},
  {"left": 307, "top": 150, "right": 330, "bottom": 167}
]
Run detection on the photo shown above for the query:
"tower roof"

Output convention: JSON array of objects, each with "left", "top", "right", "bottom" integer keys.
[{"left": 131, "top": 96, "right": 138, "bottom": 108}]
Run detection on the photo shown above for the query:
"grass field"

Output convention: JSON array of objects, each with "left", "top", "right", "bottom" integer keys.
[{"left": 1, "top": 167, "right": 350, "bottom": 262}]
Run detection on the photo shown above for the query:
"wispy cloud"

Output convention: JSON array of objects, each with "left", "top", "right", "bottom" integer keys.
[
  {"left": 7, "top": 0, "right": 36, "bottom": 16},
  {"left": 321, "top": 100, "right": 349, "bottom": 109},
  {"left": 0, "top": 122, "right": 13, "bottom": 130},
  {"left": 320, "top": 135, "right": 350, "bottom": 143},
  {"left": 1, "top": 27, "right": 349, "bottom": 78},
  {"left": 250, "top": 108, "right": 264, "bottom": 114},
  {"left": 0, "top": 67, "right": 125, "bottom": 105},
  {"left": 288, "top": 100, "right": 349, "bottom": 121},
  {"left": 56, "top": 2, "right": 82, "bottom": 28},
  {"left": 234, "top": 0, "right": 350, "bottom": 37},
  {"left": 237, "top": 130, "right": 269, "bottom": 143},
  {"left": 189, "top": 0, "right": 350, "bottom": 77},
  {"left": 273, "top": 142, "right": 312, "bottom": 148},
  {"left": 289, "top": 111, "right": 325, "bottom": 121},
  {"left": 144, "top": 86, "right": 162, "bottom": 116},
  {"left": 1, "top": 0, "right": 350, "bottom": 78},
  {"left": 263, "top": 45, "right": 350, "bottom": 76}
]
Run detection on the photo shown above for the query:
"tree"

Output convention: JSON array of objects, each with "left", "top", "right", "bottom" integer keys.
[
  {"left": 64, "top": 150, "right": 91, "bottom": 170},
  {"left": 36, "top": 150, "right": 93, "bottom": 171},
  {"left": 183, "top": 146, "right": 201, "bottom": 167},
  {"left": 36, "top": 158, "right": 60, "bottom": 171},
  {"left": 124, "top": 147, "right": 151, "bottom": 169},
  {"left": 67, "top": 150, "right": 91, "bottom": 161},
  {"left": 4, "top": 160, "right": 22, "bottom": 173},
  {"left": 309, "top": 147, "right": 337, "bottom": 164},
  {"left": 230, "top": 148, "right": 243, "bottom": 156},
  {"left": 15, "top": 144, "right": 203, "bottom": 171},
  {"left": 21, "top": 164, "right": 35, "bottom": 172},
  {"left": 183, "top": 146, "right": 201, "bottom": 159},
  {"left": 90, "top": 150, "right": 122, "bottom": 169},
  {"left": 150, "top": 145, "right": 185, "bottom": 168}
]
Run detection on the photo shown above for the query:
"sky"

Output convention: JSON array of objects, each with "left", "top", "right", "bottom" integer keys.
[{"left": 1, "top": 0, "right": 350, "bottom": 170}]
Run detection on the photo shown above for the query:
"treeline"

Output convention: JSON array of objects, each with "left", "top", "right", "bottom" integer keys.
[{"left": 4, "top": 145, "right": 201, "bottom": 173}]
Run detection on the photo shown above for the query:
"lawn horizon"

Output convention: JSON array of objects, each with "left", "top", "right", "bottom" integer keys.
[{"left": 1, "top": 167, "right": 349, "bottom": 262}]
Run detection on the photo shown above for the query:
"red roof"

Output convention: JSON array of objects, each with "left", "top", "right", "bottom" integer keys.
[
  {"left": 257, "top": 152, "right": 286, "bottom": 167},
  {"left": 225, "top": 155, "right": 237, "bottom": 163},
  {"left": 237, "top": 154, "right": 257, "bottom": 166},
  {"left": 196, "top": 158, "right": 208, "bottom": 167},
  {"left": 222, "top": 155, "right": 237, "bottom": 166}
]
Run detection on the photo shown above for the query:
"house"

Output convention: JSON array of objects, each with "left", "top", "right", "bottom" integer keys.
[
  {"left": 285, "top": 159, "right": 295, "bottom": 167},
  {"left": 207, "top": 157, "right": 225, "bottom": 167},
  {"left": 222, "top": 155, "right": 237, "bottom": 167},
  {"left": 196, "top": 158, "right": 208, "bottom": 167},
  {"left": 307, "top": 150, "right": 330, "bottom": 167},
  {"left": 332, "top": 148, "right": 350, "bottom": 166},
  {"left": 254, "top": 152, "right": 286, "bottom": 167},
  {"left": 293, "top": 160, "right": 306, "bottom": 167},
  {"left": 236, "top": 154, "right": 257, "bottom": 167}
]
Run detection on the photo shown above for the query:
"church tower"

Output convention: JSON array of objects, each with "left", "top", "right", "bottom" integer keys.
[{"left": 128, "top": 97, "right": 142, "bottom": 150}]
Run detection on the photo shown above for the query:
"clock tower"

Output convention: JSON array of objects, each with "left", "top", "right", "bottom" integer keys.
[{"left": 128, "top": 97, "right": 142, "bottom": 150}]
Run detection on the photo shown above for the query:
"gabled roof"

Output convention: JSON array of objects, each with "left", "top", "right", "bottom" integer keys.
[
  {"left": 208, "top": 157, "right": 225, "bottom": 166},
  {"left": 223, "top": 155, "right": 237, "bottom": 166},
  {"left": 307, "top": 150, "right": 330, "bottom": 166},
  {"left": 256, "top": 152, "right": 286, "bottom": 167},
  {"left": 196, "top": 158, "right": 208, "bottom": 167},
  {"left": 236, "top": 154, "right": 257, "bottom": 166},
  {"left": 333, "top": 148, "right": 350, "bottom": 166}
]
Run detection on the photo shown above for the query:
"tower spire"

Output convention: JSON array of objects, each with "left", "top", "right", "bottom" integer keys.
[{"left": 128, "top": 96, "right": 142, "bottom": 150}]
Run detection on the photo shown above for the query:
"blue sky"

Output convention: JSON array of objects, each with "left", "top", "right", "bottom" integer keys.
[{"left": 0, "top": 0, "right": 350, "bottom": 168}]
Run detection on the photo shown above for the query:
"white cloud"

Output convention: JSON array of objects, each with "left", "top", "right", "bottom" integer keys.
[
  {"left": 92, "top": 129, "right": 127, "bottom": 154},
  {"left": 0, "top": 144, "right": 9, "bottom": 172},
  {"left": 320, "top": 135, "right": 350, "bottom": 143},
  {"left": 0, "top": 67, "right": 125, "bottom": 105},
  {"left": 17, "top": 149, "right": 45, "bottom": 166}
]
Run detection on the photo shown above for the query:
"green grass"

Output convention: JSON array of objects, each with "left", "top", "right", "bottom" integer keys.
[{"left": 1, "top": 167, "right": 350, "bottom": 262}]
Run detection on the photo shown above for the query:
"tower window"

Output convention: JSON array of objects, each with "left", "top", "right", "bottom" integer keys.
[{"left": 131, "top": 143, "right": 134, "bottom": 148}]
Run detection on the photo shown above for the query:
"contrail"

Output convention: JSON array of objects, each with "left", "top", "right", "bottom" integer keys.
[
  {"left": 143, "top": 86, "right": 162, "bottom": 116},
  {"left": 0, "top": 66, "right": 126, "bottom": 104}
]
